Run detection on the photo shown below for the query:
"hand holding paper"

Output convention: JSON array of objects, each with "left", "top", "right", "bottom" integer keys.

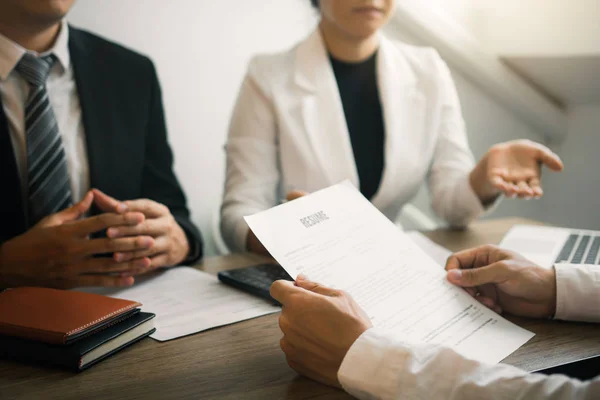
[
  {"left": 246, "top": 181, "right": 534, "bottom": 364},
  {"left": 271, "top": 275, "right": 373, "bottom": 388},
  {"left": 446, "top": 245, "right": 557, "bottom": 318}
]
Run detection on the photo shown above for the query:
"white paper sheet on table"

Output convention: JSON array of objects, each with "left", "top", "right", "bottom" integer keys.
[
  {"left": 78, "top": 267, "right": 280, "bottom": 341},
  {"left": 406, "top": 231, "right": 452, "bottom": 268},
  {"left": 245, "top": 181, "right": 534, "bottom": 364}
]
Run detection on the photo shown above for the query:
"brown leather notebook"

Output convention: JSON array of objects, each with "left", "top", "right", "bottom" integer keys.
[{"left": 0, "top": 287, "right": 141, "bottom": 345}]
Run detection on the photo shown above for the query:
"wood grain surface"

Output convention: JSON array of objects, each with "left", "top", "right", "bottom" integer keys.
[{"left": 1, "top": 217, "right": 598, "bottom": 400}]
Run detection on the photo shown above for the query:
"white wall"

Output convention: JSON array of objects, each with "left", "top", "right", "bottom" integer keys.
[
  {"left": 68, "top": 0, "right": 317, "bottom": 256},
  {"left": 411, "top": 0, "right": 600, "bottom": 55},
  {"left": 540, "top": 104, "right": 600, "bottom": 229},
  {"left": 404, "top": 0, "right": 488, "bottom": 37},
  {"left": 478, "top": 0, "right": 600, "bottom": 55}
]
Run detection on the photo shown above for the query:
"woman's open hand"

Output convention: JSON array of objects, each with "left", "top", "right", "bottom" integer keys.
[{"left": 470, "top": 140, "right": 564, "bottom": 203}]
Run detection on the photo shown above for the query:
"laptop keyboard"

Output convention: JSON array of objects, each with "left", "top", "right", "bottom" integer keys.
[{"left": 555, "top": 234, "right": 600, "bottom": 264}]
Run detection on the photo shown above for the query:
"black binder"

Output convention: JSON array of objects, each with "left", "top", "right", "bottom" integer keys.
[{"left": 0, "top": 312, "right": 156, "bottom": 371}]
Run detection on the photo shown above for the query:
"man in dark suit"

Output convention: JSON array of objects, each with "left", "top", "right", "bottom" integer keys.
[{"left": 0, "top": 0, "right": 203, "bottom": 288}]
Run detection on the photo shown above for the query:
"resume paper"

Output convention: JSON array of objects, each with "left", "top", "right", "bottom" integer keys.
[
  {"left": 245, "top": 182, "right": 534, "bottom": 364},
  {"left": 406, "top": 231, "right": 452, "bottom": 267}
]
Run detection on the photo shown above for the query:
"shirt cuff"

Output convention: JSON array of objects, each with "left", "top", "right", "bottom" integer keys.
[
  {"left": 174, "top": 215, "right": 203, "bottom": 265},
  {"left": 233, "top": 218, "right": 251, "bottom": 253},
  {"left": 451, "top": 175, "right": 501, "bottom": 225},
  {"left": 554, "top": 264, "right": 600, "bottom": 322},
  {"left": 338, "top": 328, "right": 407, "bottom": 400}
]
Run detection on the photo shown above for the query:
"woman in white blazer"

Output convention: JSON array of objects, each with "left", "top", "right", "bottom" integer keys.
[{"left": 221, "top": 0, "right": 563, "bottom": 254}]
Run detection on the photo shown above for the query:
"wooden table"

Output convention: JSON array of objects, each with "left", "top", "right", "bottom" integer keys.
[{"left": 2, "top": 218, "right": 600, "bottom": 400}]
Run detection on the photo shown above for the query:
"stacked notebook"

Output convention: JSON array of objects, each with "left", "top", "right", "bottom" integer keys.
[{"left": 0, "top": 287, "right": 155, "bottom": 371}]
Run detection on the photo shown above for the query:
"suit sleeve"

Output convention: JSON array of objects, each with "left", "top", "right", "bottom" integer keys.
[
  {"left": 141, "top": 60, "right": 203, "bottom": 263},
  {"left": 426, "top": 51, "right": 498, "bottom": 227}
]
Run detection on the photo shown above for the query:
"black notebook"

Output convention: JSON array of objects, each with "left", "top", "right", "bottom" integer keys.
[{"left": 0, "top": 311, "right": 155, "bottom": 371}]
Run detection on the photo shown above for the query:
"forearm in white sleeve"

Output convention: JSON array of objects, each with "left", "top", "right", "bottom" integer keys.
[
  {"left": 426, "top": 52, "right": 498, "bottom": 227},
  {"left": 555, "top": 264, "right": 600, "bottom": 322},
  {"left": 220, "top": 62, "right": 280, "bottom": 252},
  {"left": 339, "top": 328, "right": 600, "bottom": 400}
]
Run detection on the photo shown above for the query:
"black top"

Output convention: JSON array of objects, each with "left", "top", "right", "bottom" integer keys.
[
  {"left": 329, "top": 51, "right": 385, "bottom": 200},
  {"left": 0, "top": 26, "right": 203, "bottom": 263}
]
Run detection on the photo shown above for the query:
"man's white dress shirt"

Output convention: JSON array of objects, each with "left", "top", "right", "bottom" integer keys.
[
  {"left": 0, "top": 21, "right": 89, "bottom": 204},
  {"left": 338, "top": 264, "right": 600, "bottom": 399}
]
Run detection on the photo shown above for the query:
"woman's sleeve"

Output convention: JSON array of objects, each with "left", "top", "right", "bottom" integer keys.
[
  {"left": 426, "top": 53, "right": 497, "bottom": 227},
  {"left": 220, "top": 60, "right": 280, "bottom": 252}
]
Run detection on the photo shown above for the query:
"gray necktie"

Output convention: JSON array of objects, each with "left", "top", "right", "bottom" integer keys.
[{"left": 16, "top": 53, "right": 72, "bottom": 226}]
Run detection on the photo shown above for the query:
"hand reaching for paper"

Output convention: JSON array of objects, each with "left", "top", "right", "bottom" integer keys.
[
  {"left": 285, "top": 190, "right": 308, "bottom": 201},
  {"left": 445, "top": 245, "right": 557, "bottom": 319},
  {"left": 246, "top": 189, "right": 309, "bottom": 255},
  {"left": 93, "top": 189, "right": 190, "bottom": 271}
]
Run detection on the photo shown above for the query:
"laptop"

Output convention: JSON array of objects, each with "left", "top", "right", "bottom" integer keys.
[{"left": 499, "top": 225, "right": 600, "bottom": 268}]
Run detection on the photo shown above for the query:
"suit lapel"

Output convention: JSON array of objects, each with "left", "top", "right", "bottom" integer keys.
[
  {"left": 68, "top": 27, "right": 115, "bottom": 194},
  {"left": 0, "top": 97, "right": 26, "bottom": 238},
  {"left": 293, "top": 30, "right": 359, "bottom": 187},
  {"left": 371, "top": 37, "right": 424, "bottom": 209}
]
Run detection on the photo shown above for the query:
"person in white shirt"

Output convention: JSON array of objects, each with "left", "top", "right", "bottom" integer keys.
[
  {"left": 220, "top": 0, "right": 564, "bottom": 255},
  {"left": 270, "top": 245, "right": 600, "bottom": 399}
]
